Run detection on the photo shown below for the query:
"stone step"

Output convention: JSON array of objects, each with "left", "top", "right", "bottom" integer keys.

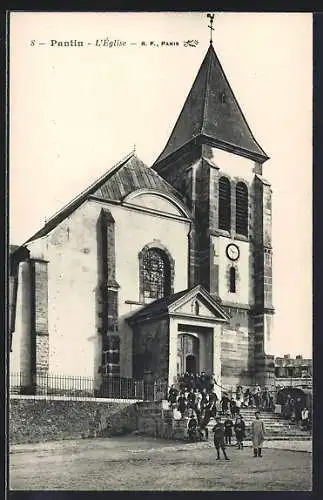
[{"left": 205, "top": 418, "right": 312, "bottom": 440}]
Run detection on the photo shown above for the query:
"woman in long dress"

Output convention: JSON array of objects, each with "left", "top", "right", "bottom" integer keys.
[{"left": 251, "top": 411, "right": 265, "bottom": 457}]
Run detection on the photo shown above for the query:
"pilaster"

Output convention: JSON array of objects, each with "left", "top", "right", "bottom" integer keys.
[
  {"left": 168, "top": 317, "right": 178, "bottom": 386},
  {"left": 98, "top": 208, "right": 120, "bottom": 377},
  {"left": 30, "top": 258, "right": 49, "bottom": 393},
  {"left": 251, "top": 174, "right": 275, "bottom": 383}
]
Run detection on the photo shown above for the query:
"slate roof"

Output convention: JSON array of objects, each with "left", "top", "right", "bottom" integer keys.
[
  {"left": 128, "top": 285, "right": 228, "bottom": 324},
  {"left": 154, "top": 44, "right": 269, "bottom": 167},
  {"left": 21, "top": 152, "right": 185, "bottom": 245},
  {"left": 92, "top": 154, "right": 182, "bottom": 202},
  {"left": 129, "top": 289, "right": 190, "bottom": 323}
]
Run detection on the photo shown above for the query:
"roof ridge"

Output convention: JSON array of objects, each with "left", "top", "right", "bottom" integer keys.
[
  {"left": 207, "top": 48, "right": 268, "bottom": 160},
  {"left": 152, "top": 52, "right": 208, "bottom": 167},
  {"left": 154, "top": 43, "right": 268, "bottom": 167},
  {"left": 201, "top": 45, "right": 213, "bottom": 136},
  {"left": 22, "top": 151, "right": 135, "bottom": 246},
  {"left": 45, "top": 151, "right": 134, "bottom": 225}
]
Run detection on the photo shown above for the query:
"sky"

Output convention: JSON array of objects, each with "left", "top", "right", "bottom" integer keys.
[{"left": 9, "top": 12, "right": 312, "bottom": 358}]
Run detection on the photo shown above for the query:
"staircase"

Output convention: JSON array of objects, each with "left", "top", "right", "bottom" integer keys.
[{"left": 207, "top": 408, "right": 312, "bottom": 441}]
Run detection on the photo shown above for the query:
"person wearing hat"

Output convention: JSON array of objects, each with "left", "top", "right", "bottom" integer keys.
[
  {"left": 187, "top": 415, "right": 198, "bottom": 441},
  {"left": 221, "top": 393, "right": 230, "bottom": 414},
  {"left": 234, "top": 415, "right": 245, "bottom": 449},
  {"left": 200, "top": 403, "right": 211, "bottom": 440},
  {"left": 223, "top": 413, "right": 234, "bottom": 445},
  {"left": 212, "top": 416, "right": 230, "bottom": 460}
]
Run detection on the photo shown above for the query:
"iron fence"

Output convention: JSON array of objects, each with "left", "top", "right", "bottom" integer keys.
[{"left": 9, "top": 372, "right": 168, "bottom": 401}]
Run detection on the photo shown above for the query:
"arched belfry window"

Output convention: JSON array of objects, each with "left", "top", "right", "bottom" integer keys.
[
  {"left": 139, "top": 245, "right": 174, "bottom": 301},
  {"left": 229, "top": 266, "right": 236, "bottom": 293},
  {"left": 218, "top": 177, "right": 231, "bottom": 231},
  {"left": 236, "top": 182, "right": 248, "bottom": 236}
]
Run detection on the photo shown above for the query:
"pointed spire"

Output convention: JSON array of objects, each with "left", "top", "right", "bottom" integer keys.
[{"left": 153, "top": 42, "right": 268, "bottom": 168}]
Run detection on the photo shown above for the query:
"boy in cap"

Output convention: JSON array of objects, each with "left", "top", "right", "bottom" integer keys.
[
  {"left": 224, "top": 412, "right": 234, "bottom": 445},
  {"left": 212, "top": 416, "right": 230, "bottom": 460}
]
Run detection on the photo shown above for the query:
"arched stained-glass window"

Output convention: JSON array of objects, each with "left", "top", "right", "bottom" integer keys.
[{"left": 142, "top": 248, "right": 171, "bottom": 300}]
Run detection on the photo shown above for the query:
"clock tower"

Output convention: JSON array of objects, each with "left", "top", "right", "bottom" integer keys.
[{"left": 153, "top": 42, "right": 275, "bottom": 388}]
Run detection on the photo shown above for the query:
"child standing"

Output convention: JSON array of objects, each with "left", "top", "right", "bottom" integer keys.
[
  {"left": 212, "top": 416, "right": 230, "bottom": 461},
  {"left": 234, "top": 416, "right": 245, "bottom": 449},
  {"left": 223, "top": 413, "right": 234, "bottom": 445}
]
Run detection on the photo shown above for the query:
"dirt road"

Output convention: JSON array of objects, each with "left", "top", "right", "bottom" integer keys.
[{"left": 10, "top": 435, "right": 312, "bottom": 491}]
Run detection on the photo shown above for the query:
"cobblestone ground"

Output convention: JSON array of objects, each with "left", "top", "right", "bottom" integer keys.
[{"left": 10, "top": 436, "right": 312, "bottom": 491}]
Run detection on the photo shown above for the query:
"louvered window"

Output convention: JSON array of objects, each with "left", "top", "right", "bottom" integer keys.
[
  {"left": 218, "top": 177, "right": 231, "bottom": 231},
  {"left": 236, "top": 182, "right": 248, "bottom": 236}
]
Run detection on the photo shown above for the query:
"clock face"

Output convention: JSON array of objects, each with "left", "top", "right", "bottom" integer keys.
[{"left": 226, "top": 243, "right": 240, "bottom": 261}]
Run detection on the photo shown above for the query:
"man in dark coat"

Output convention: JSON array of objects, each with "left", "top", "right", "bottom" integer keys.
[
  {"left": 198, "top": 371, "right": 208, "bottom": 391},
  {"left": 212, "top": 416, "right": 230, "bottom": 460},
  {"left": 187, "top": 415, "right": 198, "bottom": 441},
  {"left": 177, "top": 392, "right": 187, "bottom": 417},
  {"left": 221, "top": 394, "right": 230, "bottom": 414},
  {"left": 183, "top": 372, "right": 191, "bottom": 391},
  {"left": 223, "top": 413, "right": 234, "bottom": 445},
  {"left": 234, "top": 416, "right": 245, "bottom": 449},
  {"left": 200, "top": 404, "right": 211, "bottom": 440},
  {"left": 187, "top": 388, "right": 196, "bottom": 410},
  {"left": 230, "top": 398, "right": 237, "bottom": 418}
]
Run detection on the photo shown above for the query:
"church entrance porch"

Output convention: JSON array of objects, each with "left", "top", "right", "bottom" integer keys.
[{"left": 128, "top": 285, "right": 229, "bottom": 400}]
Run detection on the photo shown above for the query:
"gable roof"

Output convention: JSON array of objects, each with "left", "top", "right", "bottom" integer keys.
[
  {"left": 154, "top": 44, "right": 269, "bottom": 168},
  {"left": 20, "top": 152, "right": 185, "bottom": 246},
  {"left": 128, "top": 285, "right": 229, "bottom": 324}
]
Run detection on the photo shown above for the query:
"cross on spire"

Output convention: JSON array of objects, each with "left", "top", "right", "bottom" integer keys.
[{"left": 207, "top": 13, "right": 215, "bottom": 45}]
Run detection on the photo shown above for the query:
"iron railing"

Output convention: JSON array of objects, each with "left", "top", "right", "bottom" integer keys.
[{"left": 9, "top": 372, "right": 168, "bottom": 401}]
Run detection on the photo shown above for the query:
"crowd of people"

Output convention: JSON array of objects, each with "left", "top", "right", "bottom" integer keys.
[
  {"left": 168, "top": 373, "right": 275, "bottom": 445},
  {"left": 168, "top": 373, "right": 311, "bottom": 443},
  {"left": 169, "top": 373, "right": 275, "bottom": 421},
  {"left": 281, "top": 394, "right": 311, "bottom": 430},
  {"left": 187, "top": 411, "right": 265, "bottom": 460}
]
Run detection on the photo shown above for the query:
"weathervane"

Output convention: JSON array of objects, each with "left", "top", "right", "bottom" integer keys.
[{"left": 207, "top": 13, "right": 215, "bottom": 45}]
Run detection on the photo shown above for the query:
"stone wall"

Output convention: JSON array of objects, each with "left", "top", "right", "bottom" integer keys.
[
  {"left": 136, "top": 401, "right": 188, "bottom": 440},
  {"left": 220, "top": 306, "right": 255, "bottom": 388},
  {"left": 9, "top": 397, "right": 189, "bottom": 445},
  {"left": 9, "top": 396, "right": 137, "bottom": 444}
]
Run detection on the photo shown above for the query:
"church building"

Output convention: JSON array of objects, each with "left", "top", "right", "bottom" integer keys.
[{"left": 9, "top": 37, "right": 275, "bottom": 396}]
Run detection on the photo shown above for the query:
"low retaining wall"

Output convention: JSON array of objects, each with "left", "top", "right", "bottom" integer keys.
[
  {"left": 9, "top": 396, "right": 138, "bottom": 444},
  {"left": 136, "top": 401, "right": 188, "bottom": 440},
  {"left": 10, "top": 397, "right": 188, "bottom": 445}
]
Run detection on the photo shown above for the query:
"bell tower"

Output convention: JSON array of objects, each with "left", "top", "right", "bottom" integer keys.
[{"left": 152, "top": 30, "right": 275, "bottom": 387}]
